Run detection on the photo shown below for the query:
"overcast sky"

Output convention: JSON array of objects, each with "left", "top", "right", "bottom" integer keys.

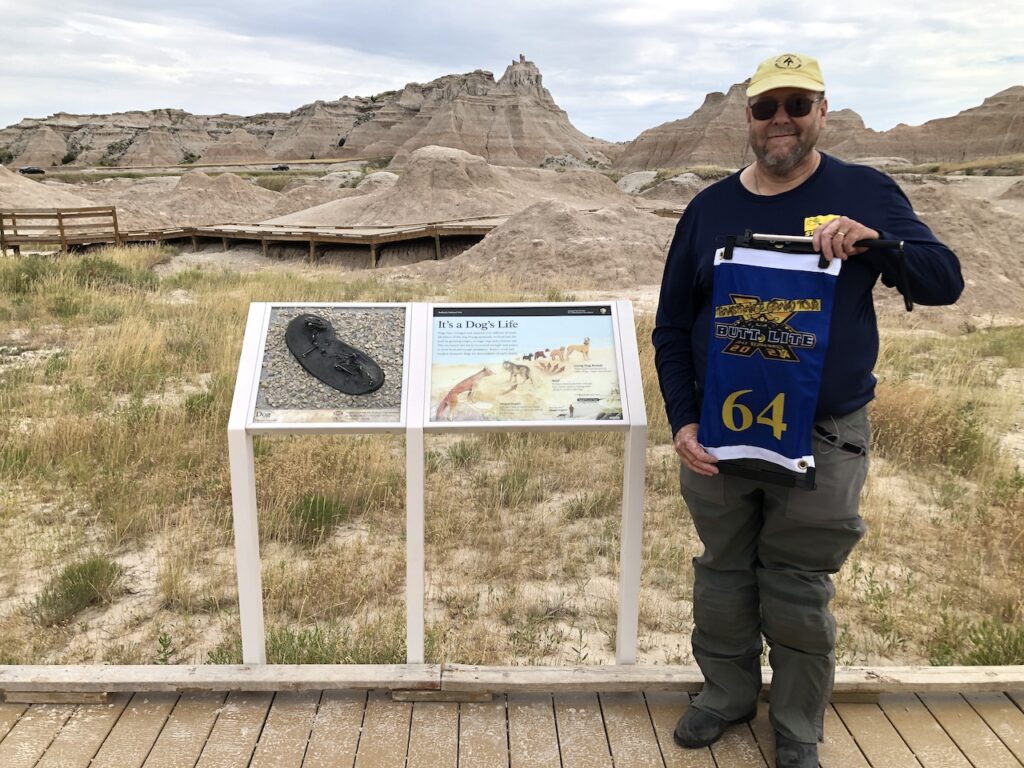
[{"left": 1, "top": 0, "right": 1021, "bottom": 142}]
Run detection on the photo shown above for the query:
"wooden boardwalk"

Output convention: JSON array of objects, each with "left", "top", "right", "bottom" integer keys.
[{"left": 1, "top": 687, "right": 1022, "bottom": 767}]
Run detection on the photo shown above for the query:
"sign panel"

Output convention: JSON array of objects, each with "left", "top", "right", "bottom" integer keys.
[
  {"left": 428, "top": 304, "right": 624, "bottom": 425},
  {"left": 249, "top": 304, "right": 408, "bottom": 427}
]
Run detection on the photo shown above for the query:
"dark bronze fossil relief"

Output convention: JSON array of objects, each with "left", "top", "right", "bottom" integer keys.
[{"left": 285, "top": 314, "right": 385, "bottom": 395}]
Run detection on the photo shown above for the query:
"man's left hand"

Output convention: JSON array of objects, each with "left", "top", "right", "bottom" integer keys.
[{"left": 813, "top": 216, "right": 879, "bottom": 262}]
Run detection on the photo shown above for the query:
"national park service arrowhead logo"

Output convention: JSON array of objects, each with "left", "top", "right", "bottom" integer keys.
[{"left": 714, "top": 294, "right": 820, "bottom": 362}]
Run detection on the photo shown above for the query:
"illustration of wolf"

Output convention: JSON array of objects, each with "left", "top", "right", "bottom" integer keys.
[
  {"left": 566, "top": 337, "right": 591, "bottom": 360},
  {"left": 434, "top": 367, "right": 494, "bottom": 421},
  {"left": 502, "top": 360, "right": 532, "bottom": 386}
]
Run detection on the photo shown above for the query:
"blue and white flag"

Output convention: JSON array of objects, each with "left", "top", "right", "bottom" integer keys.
[{"left": 698, "top": 246, "right": 841, "bottom": 475}]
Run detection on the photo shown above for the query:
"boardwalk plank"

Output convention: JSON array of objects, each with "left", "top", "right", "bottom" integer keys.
[
  {"left": 920, "top": 692, "right": 1022, "bottom": 768},
  {"left": 746, "top": 700, "right": 775, "bottom": 766},
  {"left": 458, "top": 696, "right": 508, "bottom": 768},
  {"left": 90, "top": 692, "right": 178, "bottom": 768},
  {"left": 353, "top": 690, "right": 410, "bottom": 768},
  {"left": 195, "top": 690, "right": 273, "bottom": 768},
  {"left": 555, "top": 693, "right": 613, "bottom": 768},
  {"left": 709, "top": 720, "right": 766, "bottom": 768},
  {"left": 36, "top": 692, "right": 130, "bottom": 768},
  {"left": 143, "top": 691, "right": 227, "bottom": 768},
  {"left": 644, "top": 691, "right": 714, "bottom": 768},
  {"left": 600, "top": 691, "right": 663, "bottom": 768},
  {"left": 0, "top": 702, "right": 27, "bottom": 743},
  {"left": 0, "top": 703, "right": 74, "bottom": 768},
  {"left": 966, "top": 692, "right": 1024, "bottom": 764},
  {"left": 819, "top": 705, "right": 870, "bottom": 768},
  {"left": 406, "top": 701, "right": 458, "bottom": 768},
  {"left": 834, "top": 701, "right": 922, "bottom": 768},
  {"left": 250, "top": 689, "right": 321, "bottom": 768},
  {"left": 880, "top": 693, "right": 972, "bottom": 768},
  {"left": 303, "top": 689, "right": 366, "bottom": 768},
  {"left": 508, "top": 692, "right": 560, "bottom": 768},
  {"left": 1008, "top": 691, "right": 1024, "bottom": 712}
]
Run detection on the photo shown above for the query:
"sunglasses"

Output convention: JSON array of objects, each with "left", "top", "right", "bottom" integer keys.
[{"left": 749, "top": 95, "right": 821, "bottom": 121}]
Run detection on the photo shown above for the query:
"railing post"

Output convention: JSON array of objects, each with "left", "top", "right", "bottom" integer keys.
[
  {"left": 111, "top": 207, "right": 121, "bottom": 245},
  {"left": 57, "top": 211, "right": 67, "bottom": 252}
]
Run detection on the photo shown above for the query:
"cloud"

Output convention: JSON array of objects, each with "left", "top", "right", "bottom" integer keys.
[{"left": 0, "top": 0, "right": 1021, "bottom": 141}]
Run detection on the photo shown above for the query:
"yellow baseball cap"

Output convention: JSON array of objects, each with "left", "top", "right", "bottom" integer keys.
[{"left": 747, "top": 53, "right": 825, "bottom": 97}]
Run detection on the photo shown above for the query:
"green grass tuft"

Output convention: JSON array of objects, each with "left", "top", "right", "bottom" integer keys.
[{"left": 32, "top": 556, "right": 124, "bottom": 626}]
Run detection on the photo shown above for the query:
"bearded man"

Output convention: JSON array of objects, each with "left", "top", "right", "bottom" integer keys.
[{"left": 652, "top": 53, "right": 963, "bottom": 768}]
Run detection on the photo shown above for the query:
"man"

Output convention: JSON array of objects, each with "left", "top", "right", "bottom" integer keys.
[{"left": 653, "top": 53, "right": 962, "bottom": 768}]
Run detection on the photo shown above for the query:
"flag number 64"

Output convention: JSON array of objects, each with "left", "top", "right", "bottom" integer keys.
[{"left": 721, "top": 390, "right": 788, "bottom": 440}]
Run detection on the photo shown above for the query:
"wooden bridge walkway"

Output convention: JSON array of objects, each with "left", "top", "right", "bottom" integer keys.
[
  {"left": 1, "top": 665, "right": 1022, "bottom": 767},
  {"left": 3, "top": 206, "right": 683, "bottom": 265}
]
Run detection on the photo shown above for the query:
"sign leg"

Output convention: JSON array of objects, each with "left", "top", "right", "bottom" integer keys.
[{"left": 228, "top": 429, "right": 267, "bottom": 664}]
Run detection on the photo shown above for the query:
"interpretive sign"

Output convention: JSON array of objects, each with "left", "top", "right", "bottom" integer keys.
[
  {"left": 427, "top": 303, "right": 625, "bottom": 425},
  {"left": 248, "top": 303, "right": 409, "bottom": 428},
  {"left": 229, "top": 300, "right": 646, "bottom": 666}
]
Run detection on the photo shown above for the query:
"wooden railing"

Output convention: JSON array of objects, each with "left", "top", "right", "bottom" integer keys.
[{"left": 0, "top": 206, "right": 121, "bottom": 254}]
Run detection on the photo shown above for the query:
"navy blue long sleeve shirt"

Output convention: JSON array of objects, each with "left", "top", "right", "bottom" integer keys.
[{"left": 653, "top": 153, "right": 963, "bottom": 438}]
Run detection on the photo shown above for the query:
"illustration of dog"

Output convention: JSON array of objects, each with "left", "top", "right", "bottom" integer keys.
[
  {"left": 503, "top": 360, "right": 532, "bottom": 386},
  {"left": 549, "top": 346, "right": 566, "bottom": 361},
  {"left": 435, "top": 367, "right": 493, "bottom": 421},
  {"left": 534, "top": 350, "right": 547, "bottom": 359},
  {"left": 522, "top": 353, "right": 534, "bottom": 361},
  {"left": 566, "top": 338, "right": 591, "bottom": 360}
]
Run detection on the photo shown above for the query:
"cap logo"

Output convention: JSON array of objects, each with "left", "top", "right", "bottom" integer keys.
[{"left": 775, "top": 54, "right": 803, "bottom": 70}]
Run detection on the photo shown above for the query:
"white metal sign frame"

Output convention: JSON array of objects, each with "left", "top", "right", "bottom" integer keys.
[{"left": 228, "top": 300, "right": 646, "bottom": 666}]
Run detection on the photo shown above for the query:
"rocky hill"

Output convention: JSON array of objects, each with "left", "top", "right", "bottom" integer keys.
[
  {"left": 828, "top": 86, "right": 1024, "bottom": 163},
  {"left": 614, "top": 83, "right": 1023, "bottom": 170},
  {"left": 0, "top": 56, "right": 615, "bottom": 170}
]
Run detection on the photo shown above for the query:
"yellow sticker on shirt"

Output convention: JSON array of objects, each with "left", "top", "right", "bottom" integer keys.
[{"left": 804, "top": 214, "right": 839, "bottom": 236}]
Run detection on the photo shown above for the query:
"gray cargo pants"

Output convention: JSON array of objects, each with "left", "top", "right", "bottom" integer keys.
[{"left": 680, "top": 407, "right": 869, "bottom": 744}]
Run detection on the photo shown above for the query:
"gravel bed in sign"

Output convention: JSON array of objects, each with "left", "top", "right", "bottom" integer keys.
[{"left": 256, "top": 305, "right": 405, "bottom": 413}]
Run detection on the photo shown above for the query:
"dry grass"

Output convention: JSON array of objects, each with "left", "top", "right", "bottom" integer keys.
[
  {"left": 0, "top": 246, "right": 1021, "bottom": 666},
  {"left": 889, "top": 153, "right": 1024, "bottom": 176}
]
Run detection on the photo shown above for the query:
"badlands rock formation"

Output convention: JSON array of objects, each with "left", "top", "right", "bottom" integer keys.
[
  {"left": 829, "top": 86, "right": 1024, "bottom": 163},
  {"left": 405, "top": 200, "right": 677, "bottom": 288},
  {"left": 266, "top": 145, "right": 627, "bottom": 226},
  {"left": 340, "top": 56, "right": 615, "bottom": 167},
  {"left": 614, "top": 82, "right": 873, "bottom": 170},
  {"left": 0, "top": 56, "right": 614, "bottom": 169}
]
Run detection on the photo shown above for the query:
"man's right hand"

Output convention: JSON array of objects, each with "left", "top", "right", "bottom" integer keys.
[{"left": 673, "top": 423, "right": 719, "bottom": 476}]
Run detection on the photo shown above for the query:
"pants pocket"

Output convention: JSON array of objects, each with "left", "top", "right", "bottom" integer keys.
[
  {"left": 785, "top": 408, "right": 870, "bottom": 524},
  {"left": 680, "top": 465, "right": 727, "bottom": 505}
]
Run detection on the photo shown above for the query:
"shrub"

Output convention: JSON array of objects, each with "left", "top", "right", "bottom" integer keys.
[
  {"left": 70, "top": 256, "right": 157, "bottom": 291},
  {"left": 0, "top": 256, "right": 49, "bottom": 294},
  {"left": 206, "top": 614, "right": 405, "bottom": 664},
  {"left": 930, "top": 614, "right": 1024, "bottom": 665},
  {"left": 286, "top": 493, "right": 350, "bottom": 545},
  {"left": 870, "top": 383, "right": 996, "bottom": 475},
  {"left": 563, "top": 490, "right": 618, "bottom": 520},
  {"left": 32, "top": 556, "right": 124, "bottom": 626}
]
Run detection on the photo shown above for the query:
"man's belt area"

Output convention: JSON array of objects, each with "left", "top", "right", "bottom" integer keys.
[{"left": 813, "top": 424, "right": 867, "bottom": 456}]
